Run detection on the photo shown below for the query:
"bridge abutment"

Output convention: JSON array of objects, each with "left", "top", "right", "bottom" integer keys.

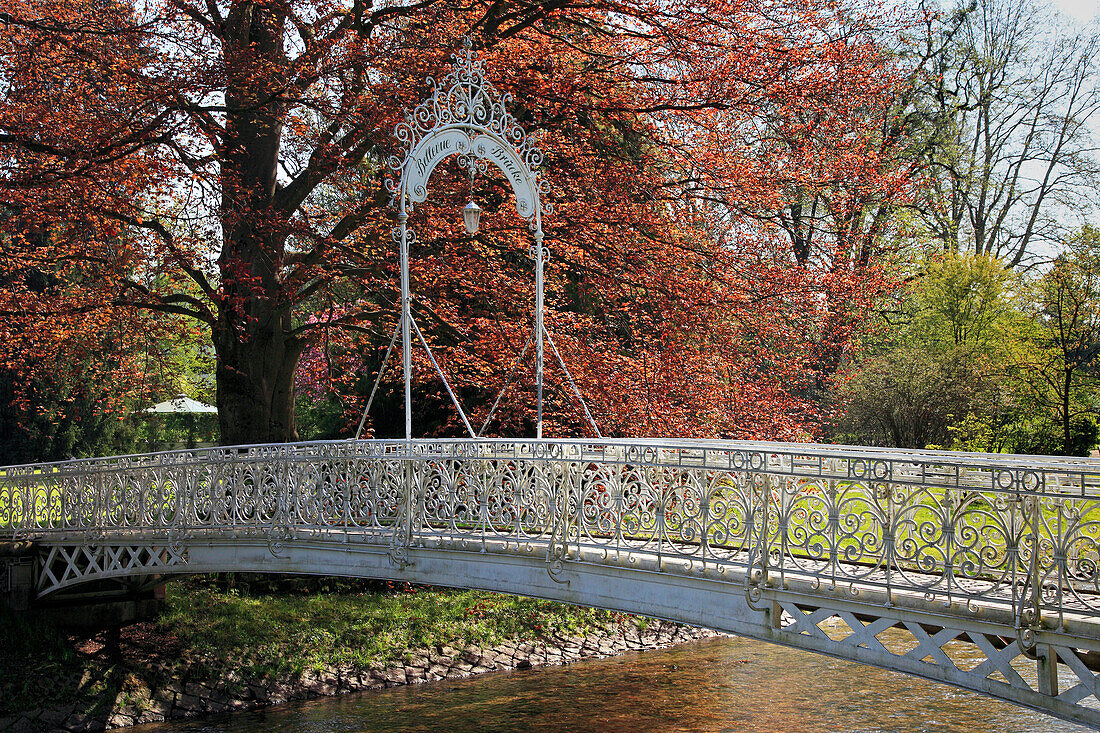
[
  {"left": 30, "top": 584, "right": 166, "bottom": 631},
  {"left": 1, "top": 540, "right": 36, "bottom": 611}
]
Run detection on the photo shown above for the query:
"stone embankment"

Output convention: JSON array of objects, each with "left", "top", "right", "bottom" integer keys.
[{"left": 4, "top": 620, "right": 719, "bottom": 732}]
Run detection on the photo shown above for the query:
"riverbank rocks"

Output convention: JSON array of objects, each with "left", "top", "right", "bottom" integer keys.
[{"left": 4, "top": 620, "right": 720, "bottom": 732}]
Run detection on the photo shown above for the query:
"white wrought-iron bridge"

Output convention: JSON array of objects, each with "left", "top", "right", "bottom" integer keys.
[{"left": 5, "top": 439, "right": 1100, "bottom": 728}]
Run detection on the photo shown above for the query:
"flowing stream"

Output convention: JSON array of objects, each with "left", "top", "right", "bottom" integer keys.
[{"left": 130, "top": 636, "right": 1093, "bottom": 732}]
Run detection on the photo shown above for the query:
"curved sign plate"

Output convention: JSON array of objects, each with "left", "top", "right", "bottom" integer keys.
[
  {"left": 405, "top": 126, "right": 538, "bottom": 221},
  {"left": 406, "top": 128, "right": 470, "bottom": 204},
  {"left": 471, "top": 134, "right": 537, "bottom": 220}
]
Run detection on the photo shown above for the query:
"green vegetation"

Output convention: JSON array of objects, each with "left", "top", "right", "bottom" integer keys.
[
  {"left": 835, "top": 241, "right": 1100, "bottom": 456},
  {"left": 0, "top": 313, "right": 215, "bottom": 465},
  {"left": 0, "top": 576, "right": 623, "bottom": 717},
  {"left": 161, "top": 576, "right": 619, "bottom": 679}
]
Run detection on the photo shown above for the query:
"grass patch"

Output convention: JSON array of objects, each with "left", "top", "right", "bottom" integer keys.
[
  {"left": 161, "top": 575, "right": 619, "bottom": 679},
  {"left": 0, "top": 575, "right": 623, "bottom": 716}
]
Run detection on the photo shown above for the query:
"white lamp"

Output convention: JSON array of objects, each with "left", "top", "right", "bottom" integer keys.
[{"left": 462, "top": 201, "right": 482, "bottom": 235}]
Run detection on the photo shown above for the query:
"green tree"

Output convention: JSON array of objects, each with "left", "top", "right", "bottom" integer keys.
[
  {"left": 912, "top": 251, "right": 1019, "bottom": 348},
  {"left": 837, "top": 345, "right": 1000, "bottom": 448},
  {"left": 835, "top": 251, "right": 1022, "bottom": 449},
  {"left": 1016, "top": 226, "right": 1100, "bottom": 455}
]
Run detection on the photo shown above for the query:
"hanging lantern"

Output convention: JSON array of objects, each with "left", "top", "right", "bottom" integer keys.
[{"left": 462, "top": 201, "right": 482, "bottom": 235}]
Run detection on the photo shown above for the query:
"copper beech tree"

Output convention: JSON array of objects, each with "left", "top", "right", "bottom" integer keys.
[{"left": 0, "top": 0, "right": 912, "bottom": 444}]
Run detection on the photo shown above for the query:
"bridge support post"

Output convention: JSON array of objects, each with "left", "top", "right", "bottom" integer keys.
[
  {"left": 403, "top": 456, "right": 417, "bottom": 555},
  {"left": 399, "top": 212, "right": 412, "bottom": 441},
  {"left": 768, "top": 600, "right": 782, "bottom": 629},
  {"left": 1037, "top": 644, "right": 1059, "bottom": 697}
]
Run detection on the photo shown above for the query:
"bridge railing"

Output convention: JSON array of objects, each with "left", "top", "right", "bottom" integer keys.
[{"left": 2, "top": 439, "right": 1100, "bottom": 630}]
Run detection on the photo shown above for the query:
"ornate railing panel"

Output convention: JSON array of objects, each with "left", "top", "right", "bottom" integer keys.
[{"left": 3, "top": 439, "right": 1100, "bottom": 629}]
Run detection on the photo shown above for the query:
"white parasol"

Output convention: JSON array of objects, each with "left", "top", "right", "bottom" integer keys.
[{"left": 143, "top": 394, "right": 218, "bottom": 414}]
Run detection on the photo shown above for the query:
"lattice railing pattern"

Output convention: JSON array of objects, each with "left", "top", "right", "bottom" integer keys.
[
  {"left": 772, "top": 599, "right": 1100, "bottom": 725},
  {"left": 37, "top": 544, "right": 187, "bottom": 594}
]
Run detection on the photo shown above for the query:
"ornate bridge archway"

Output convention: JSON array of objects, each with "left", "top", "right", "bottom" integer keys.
[{"left": 366, "top": 40, "right": 598, "bottom": 442}]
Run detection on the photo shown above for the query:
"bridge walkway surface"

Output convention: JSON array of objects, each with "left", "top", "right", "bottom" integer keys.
[{"left": 5, "top": 438, "right": 1100, "bottom": 728}]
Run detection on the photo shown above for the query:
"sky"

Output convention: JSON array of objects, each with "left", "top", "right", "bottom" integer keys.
[
  {"left": 1051, "top": 0, "right": 1100, "bottom": 238},
  {"left": 1054, "top": 0, "right": 1100, "bottom": 20}
]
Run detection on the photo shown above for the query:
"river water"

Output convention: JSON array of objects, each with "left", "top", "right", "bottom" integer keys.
[{"left": 132, "top": 635, "right": 1093, "bottom": 733}]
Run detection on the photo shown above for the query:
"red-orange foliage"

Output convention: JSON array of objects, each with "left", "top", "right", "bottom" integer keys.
[
  {"left": 0, "top": 0, "right": 189, "bottom": 441},
  {"left": 1, "top": 0, "right": 913, "bottom": 444}
]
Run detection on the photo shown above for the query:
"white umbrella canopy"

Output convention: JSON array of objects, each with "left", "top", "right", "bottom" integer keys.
[{"left": 143, "top": 394, "right": 218, "bottom": 414}]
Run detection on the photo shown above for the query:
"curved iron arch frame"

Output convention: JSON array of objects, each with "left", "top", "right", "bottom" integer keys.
[{"left": 355, "top": 39, "right": 598, "bottom": 441}]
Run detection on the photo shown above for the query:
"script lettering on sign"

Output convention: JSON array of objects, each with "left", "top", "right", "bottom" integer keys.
[
  {"left": 472, "top": 135, "right": 537, "bottom": 220},
  {"left": 406, "top": 129, "right": 470, "bottom": 203},
  {"left": 403, "top": 128, "right": 538, "bottom": 220}
]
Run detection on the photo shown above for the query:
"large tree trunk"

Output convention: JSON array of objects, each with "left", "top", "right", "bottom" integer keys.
[
  {"left": 214, "top": 2, "right": 299, "bottom": 445},
  {"left": 213, "top": 313, "right": 302, "bottom": 445}
]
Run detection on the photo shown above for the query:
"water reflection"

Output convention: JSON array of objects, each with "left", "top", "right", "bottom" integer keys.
[{"left": 133, "top": 637, "right": 1089, "bottom": 733}]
